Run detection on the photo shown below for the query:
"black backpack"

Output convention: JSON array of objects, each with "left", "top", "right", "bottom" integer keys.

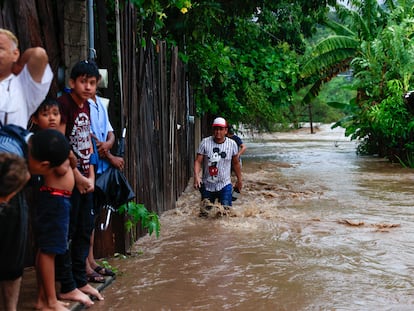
[{"left": 0, "top": 123, "right": 31, "bottom": 158}]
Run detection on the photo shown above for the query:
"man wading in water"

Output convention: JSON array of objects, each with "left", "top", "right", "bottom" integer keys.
[{"left": 193, "top": 117, "right": 243, "bottom": 217}]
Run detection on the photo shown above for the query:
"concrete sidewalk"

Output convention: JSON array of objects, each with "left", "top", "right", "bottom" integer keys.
[{"left": 17, "top": 266, "right": 114, "bottom": 310}]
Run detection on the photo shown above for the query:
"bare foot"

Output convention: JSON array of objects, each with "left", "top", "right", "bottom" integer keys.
[
  {"left": 58, "top": 288, "right": 94, "bottom": 307},
  {"left": 79, "top": 284, "right": 104, "bottom": 301},
  {"left": 39, "top": 301, "right": 71, "bottom": 311},
  {"left": 34, "top": 299, "right": 70, "bottom": 310}
]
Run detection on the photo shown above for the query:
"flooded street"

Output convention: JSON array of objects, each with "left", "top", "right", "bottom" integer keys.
[{"left": 93, "top": 125, "right": 414, "bottom": 311}]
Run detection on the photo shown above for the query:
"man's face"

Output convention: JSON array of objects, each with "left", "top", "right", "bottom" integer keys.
[
  {"left": 213, "top": 126, "right": 228, "bottom": 142},
  {"left": 0, "top": 33, "right": 19, "bottom": 78},
  {"left": 69, "top": 75, "right": 98, "bottom": 102}
]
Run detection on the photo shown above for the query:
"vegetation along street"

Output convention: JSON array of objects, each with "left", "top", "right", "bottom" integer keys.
[{"left": 142, "top": 0, "right": 414, "bottom": 165}]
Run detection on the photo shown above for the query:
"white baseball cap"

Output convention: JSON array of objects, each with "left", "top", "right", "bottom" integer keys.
[{"left": 212, "top": 117, "right": 227, "bottom": 128}]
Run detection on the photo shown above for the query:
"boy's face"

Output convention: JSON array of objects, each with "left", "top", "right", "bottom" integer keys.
[
  {"left": 34, "top": 106, "right": 61, "bottom": 130},
  {"left": 69, "top": 75, "right": 98, "bottom": 102}
]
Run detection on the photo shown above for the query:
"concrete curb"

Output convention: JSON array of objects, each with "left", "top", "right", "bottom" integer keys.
[{"left": 69, "top": 276, "right": 115, "bottom": 311}]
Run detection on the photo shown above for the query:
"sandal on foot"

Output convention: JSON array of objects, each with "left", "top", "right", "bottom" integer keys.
[
  {"left": 87, "top": 271, "right": 105, "bottom": 283},
  {"left": 94, "top": 265, "right": 115, "bottom": 277}
]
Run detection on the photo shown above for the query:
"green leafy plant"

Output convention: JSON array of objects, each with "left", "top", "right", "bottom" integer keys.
[
  {"left": 118, "top": 201, "right": 161, "bottom": 247},
  {"left": 98, "top": 259, "right": 119, "bottom": 274}
]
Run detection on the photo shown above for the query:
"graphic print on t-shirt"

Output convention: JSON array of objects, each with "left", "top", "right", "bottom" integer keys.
[
  {"left": 69, "top": 111, "right": 92, "bottom": 173},
  {"left": 207, "top": 147, "right": 226, "bottom": 183}
]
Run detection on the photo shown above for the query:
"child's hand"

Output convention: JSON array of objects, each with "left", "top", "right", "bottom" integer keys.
[
  {"left": 108, "top": 154, "right": 124, "bottom": 170},
  {"left": 96, "top": 140, "right": 111, "bottom": 158},
  {"left": 75, "top": 175, "right": 93, "bottom": 194}
]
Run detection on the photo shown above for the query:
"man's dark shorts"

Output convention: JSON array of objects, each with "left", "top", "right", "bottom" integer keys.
[{"left": 0, "top": 193, "right": 28, "bottom": 281}]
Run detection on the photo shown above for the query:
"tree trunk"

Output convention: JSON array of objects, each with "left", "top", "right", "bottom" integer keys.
[
  {"left": 63, "top": 0, "right": 88, "bottom": 85},
  {"left": 13, "top": 0, "right": 42, "bottom": 50},
  {"left": 36, "top": 0, "right": 62, "bottom": 95}
]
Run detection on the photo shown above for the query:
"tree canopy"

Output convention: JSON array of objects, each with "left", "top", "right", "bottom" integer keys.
[
  {"left": 302, "top": 0, "right": 414, "bottom": 164},
  {"left": 127, "top": 0, "right": 337, "bottom": 129},
  {"left": 122, "top": 0, "right": 414, "bottom": 165}
]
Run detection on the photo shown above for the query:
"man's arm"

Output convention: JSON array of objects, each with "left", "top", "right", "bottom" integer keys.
[
  {"left": 232, "top": 155, "right": 243, "bottom": 192},
  {"left": 194, "top": 154, "right": 204, "bottom": 189},
  {"left": 238, "top": 143, "right": 247, "bottom": 158},
  {"left": 12, "top": 47, "right": 49, "bottom": 82}
]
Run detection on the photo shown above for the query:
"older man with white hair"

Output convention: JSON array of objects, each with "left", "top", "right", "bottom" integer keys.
[{"left": 0, "top": 28, "right": 52, "bottom": 311}]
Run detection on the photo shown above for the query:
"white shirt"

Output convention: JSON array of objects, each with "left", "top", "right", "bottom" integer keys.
[
  {"left": 89, "top": 95, "right": 114, "bottom": 174},
  {"left": 197, "top": 136, "right": 238, "bottom": 192},
  {"left": 0, "top": 64, "right": 53, "bottom": 127}
]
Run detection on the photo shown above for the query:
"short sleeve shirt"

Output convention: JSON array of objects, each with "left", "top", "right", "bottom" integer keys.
[
  {"left": 89, "top": 95, "right": 113, "bottom": 174},
  {"left": 0, "top": 64, "right": 53, "bottom": 127},
  {"left": 197, "top": 136, "right": 238, "bottom": 191},
  {"left": 229, "top": 134, "right": 243, "bottom": 148},
  {"left": 58, "top": 93, "right": 93, "bottom": 176}
]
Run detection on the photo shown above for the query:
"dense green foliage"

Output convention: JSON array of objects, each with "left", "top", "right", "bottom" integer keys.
[
  {"left": 128, "top": 0, "right": 336, "bottom": 129},
  {"left": 300, "top": 0, "right": 414, "bottom": 165},
  {"left": 122, "top": 0, "right": 414, "bottom": 165}
]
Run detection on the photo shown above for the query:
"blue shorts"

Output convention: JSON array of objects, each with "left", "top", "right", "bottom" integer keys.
[
  {"left": 34, "top": 189, "right": 71, "bottom": 255},
  {"left": 199, "top": 183, "right": 233, "bottom": 207}
]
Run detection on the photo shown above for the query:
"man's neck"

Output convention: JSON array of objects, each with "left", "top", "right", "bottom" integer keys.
[
  {"left": 213, "top": 136, "right": 225, "bottom": 144},
  {"left": 0, "top": 72, "right": 13, "bottom": 83}
]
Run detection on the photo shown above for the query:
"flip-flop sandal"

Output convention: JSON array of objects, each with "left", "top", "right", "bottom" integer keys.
[
  {"left": 87, "top": 271, "right": 105, "bottom": 283},
  {"left": 94, "top": 265, "right": 115, "bottom": 277}
]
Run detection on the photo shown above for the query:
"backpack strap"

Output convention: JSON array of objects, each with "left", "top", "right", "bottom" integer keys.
[{"left": 0, "top": 124, "right": 31, "bottom": 158}]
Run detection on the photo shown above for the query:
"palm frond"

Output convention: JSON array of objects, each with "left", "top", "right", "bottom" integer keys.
[
  {"left": 349, "top": 8, "right": 375, "bottom": 40},
  {"left": 313, "top": 36, "right": 359, "bottom": 56},
  {"left": 302, "top": 80, "right": 323, "bottom": 104},
  {"left": 301, "top": 41, "right": 357, "bottom": 78},
  {"left": 324, "top": 20, "right": 355, "bottom": 37}
]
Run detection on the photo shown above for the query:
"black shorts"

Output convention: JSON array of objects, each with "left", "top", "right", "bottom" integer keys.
[
  {"left": 34, "top": 190, "right": 71, "bottom": 255},
  {"left": 0, "top": 193, "right": 28, "bottom": 281}
]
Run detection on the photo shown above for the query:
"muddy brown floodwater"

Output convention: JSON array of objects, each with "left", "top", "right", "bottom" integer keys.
[{"left": 92, "top": 124, "right": 414, "bottom": 311}]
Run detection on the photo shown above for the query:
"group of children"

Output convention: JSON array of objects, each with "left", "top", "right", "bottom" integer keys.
[
  {"left": 1, "top": 60, "right": 113, "bottom": 310},
  {"left": 32, "top": 60, "right": 110, "bottom": 310}
]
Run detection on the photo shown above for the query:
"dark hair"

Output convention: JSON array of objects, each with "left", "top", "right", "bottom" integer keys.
[
  {"left": 0, "top": 152, "right": 28, "bottom": 197},
  {"left": 33, "top": 97, "right": 62, "bottom": 117},
  {"left": 70, "top": 59, "right": 100, "bottom": 81},
  {"left": 29, "top": 129, "right": 70, "bottom": 168},
  {"left": 28, "top": 97, "right": 63, "bottom": 131}
]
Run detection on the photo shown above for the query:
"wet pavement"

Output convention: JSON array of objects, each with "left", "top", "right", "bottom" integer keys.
[{"left": 17, "top": 266, "right": 114, "bottom": 310}]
